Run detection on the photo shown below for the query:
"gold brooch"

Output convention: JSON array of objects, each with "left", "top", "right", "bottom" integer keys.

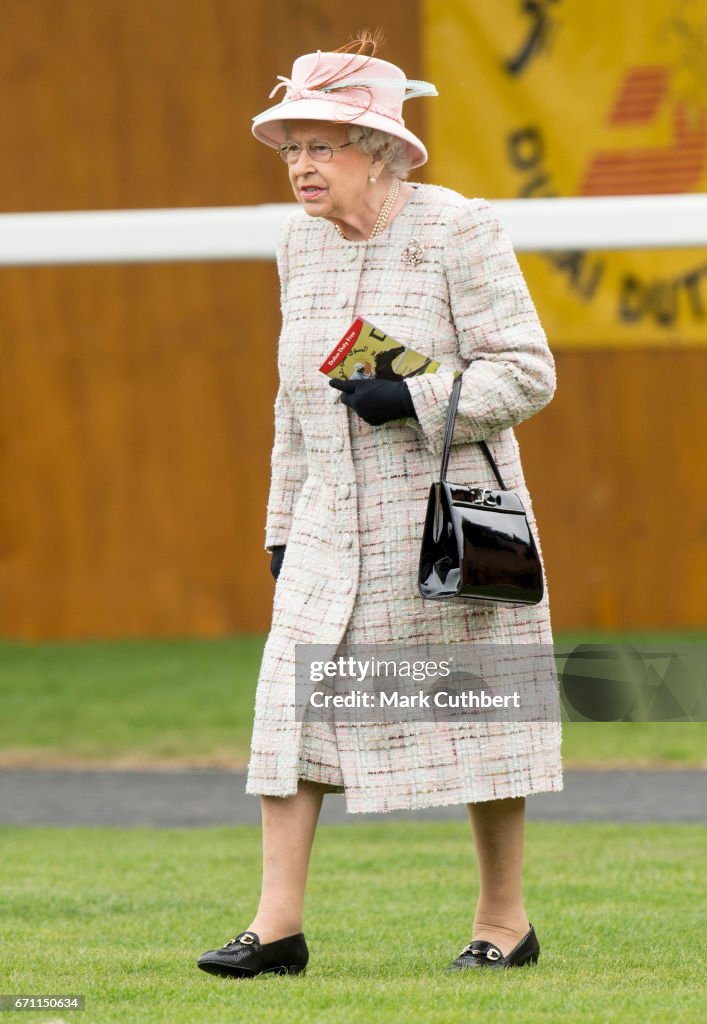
[{"left": 401, "top": 239, "right": 425, "bottom": 266}]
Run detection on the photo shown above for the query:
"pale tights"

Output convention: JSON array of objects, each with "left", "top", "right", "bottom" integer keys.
[{"left": 246, "top": 780, "right": 530, "bottom": 957}]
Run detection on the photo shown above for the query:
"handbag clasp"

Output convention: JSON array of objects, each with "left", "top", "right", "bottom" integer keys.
[{"left": 468, "top": 487, "right": 500, "bottom": 507}]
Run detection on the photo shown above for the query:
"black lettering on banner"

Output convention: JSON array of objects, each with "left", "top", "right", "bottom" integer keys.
[
  {"left": 505, "top": 0, "right": 563, "bottom": 76},
  {"left": 506, "top": 126, "right": 606, "bottom": 303},
  {"left": 618, "top": 264, "right": 707, "bottom": 327},
  {"left": 508, "top": 126, "right": 545, "bottom": 170},
  {"left": 507, "top": 126, "right": 558, "bottom": 199},
  {"left": 547, "top": 251, "right": 605, "bottom": 301},
  {"left": 682, "top": 268, "right": 707, "bottom": 319}
]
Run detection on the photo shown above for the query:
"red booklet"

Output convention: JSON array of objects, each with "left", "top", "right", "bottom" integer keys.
[{"left": 318, "top": 317, "right": 443, "bottom": 381}]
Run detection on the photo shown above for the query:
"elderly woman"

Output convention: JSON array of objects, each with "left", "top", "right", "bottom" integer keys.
[{"left": 197, "top": 38, "right": 562, "bottom": 979}]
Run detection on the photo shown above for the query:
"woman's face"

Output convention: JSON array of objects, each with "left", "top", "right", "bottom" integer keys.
[{"left": 283, "top": 120, "right": 381, "bottom": 221}]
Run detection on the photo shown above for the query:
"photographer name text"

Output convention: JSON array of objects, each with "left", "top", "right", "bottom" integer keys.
[{"left": 309, "top": 689, "right": 521, "bottom": 709}]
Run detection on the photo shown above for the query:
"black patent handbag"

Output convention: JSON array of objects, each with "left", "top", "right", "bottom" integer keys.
[{"left": 418, "top": 370, "right": 544, "bottom": 606}]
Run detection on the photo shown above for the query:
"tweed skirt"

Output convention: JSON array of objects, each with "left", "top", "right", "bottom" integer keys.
[
  {"left": 294, "top": 567, "right": 563, "bottom": 809},
  {"left": 295, "top": 644, "right": 563, "bottom": 815}
]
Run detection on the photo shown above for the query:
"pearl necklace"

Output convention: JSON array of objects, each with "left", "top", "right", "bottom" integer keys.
[{"left": 334, "top": 178, "right": 401, "bottom": 241}]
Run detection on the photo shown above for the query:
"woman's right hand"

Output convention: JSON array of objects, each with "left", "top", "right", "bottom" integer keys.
[{"left": 270, "top": 545, "right": 286, "bottom": 580}]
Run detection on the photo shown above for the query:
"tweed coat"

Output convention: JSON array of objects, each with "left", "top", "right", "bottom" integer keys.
[{"left": 245, "top": 183, "right": 563, "bottom": 814}]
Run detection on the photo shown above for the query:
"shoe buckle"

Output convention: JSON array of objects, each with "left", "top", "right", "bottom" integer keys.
[
  {"left": 239, "top": 933, "right": 255, "bottom": 944},
  {"left": 469, "top": 945, "right": 501, "bottom": 960}
]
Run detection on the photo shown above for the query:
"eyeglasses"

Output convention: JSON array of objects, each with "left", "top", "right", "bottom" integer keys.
[{"left": 277, "top": 141, "right": 354, "bottom": 164}]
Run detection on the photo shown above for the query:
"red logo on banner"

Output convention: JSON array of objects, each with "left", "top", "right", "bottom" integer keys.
[{"left": 580, "top": 64, "right": 707, "bottom": 194}]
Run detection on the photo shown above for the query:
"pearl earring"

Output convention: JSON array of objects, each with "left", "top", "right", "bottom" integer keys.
[{"left": 369, "top": 176, "right": 377, "bottom": 184}]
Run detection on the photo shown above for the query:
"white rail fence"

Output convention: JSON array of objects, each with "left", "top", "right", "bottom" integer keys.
[{"left": 0, "top": 194, "right": 705, "bottom": 266}]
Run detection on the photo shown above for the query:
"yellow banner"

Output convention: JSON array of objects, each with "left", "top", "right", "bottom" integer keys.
[{"left": 423, "top": 0, "right": 707, "bottom": 347}]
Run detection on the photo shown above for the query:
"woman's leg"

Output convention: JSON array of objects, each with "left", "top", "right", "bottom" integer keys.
[
  {"left": 245, "top": 779, "right": 326, "bottom": 944},
  {"left": 466, "top": 796, "right": 531, "bottom": 956}
]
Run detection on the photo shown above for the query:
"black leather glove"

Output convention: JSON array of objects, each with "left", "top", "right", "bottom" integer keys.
[
  {"left": 328, "top": 378, "right": 418, "bottom": 426},
  {"left": 270, "top": 545, "right": 286, "bottom": 580}
]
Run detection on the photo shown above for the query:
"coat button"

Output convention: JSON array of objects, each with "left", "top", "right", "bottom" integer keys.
[
  {"left": 335, "top": 291, "right": 349, "bottom": 306},
  {"left": 340, "top": 577, "right": 352, "bottom": 593},
  {"left": 348, "top": 248, "right": 359, "bottom": 261},
  {"left": 342, "top": 532, "right": 353, "bottom": 548},
  {"left": 332, "top": 435, "right": 344, "bottom": 451},
  {"left": 338, "top": 483, "right": 351, "bottom": 499}
]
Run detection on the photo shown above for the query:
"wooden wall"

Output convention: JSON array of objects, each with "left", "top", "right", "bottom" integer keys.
[
  {"left": 0, "top": 0, "right": 425, "bottom": 638},
  {"left": 0, "top": 1, "right": 703, "bottom": 638},
  {"left": 519, "top": 350, "right": 706, "bottom": 630}
]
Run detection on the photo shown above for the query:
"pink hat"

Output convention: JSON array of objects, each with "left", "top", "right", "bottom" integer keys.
[{"left": 252, "top": 50, "right": 437, "bottom": 170}]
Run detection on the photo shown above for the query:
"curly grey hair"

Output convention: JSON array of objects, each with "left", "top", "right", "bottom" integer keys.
[{"left": 346, "top": 125, "right": 413, "bottom": 180}]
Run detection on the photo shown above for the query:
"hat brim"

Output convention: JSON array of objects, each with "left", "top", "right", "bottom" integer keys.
[{"left": 252, "top": 98, "right": 428, "bottom": 170}]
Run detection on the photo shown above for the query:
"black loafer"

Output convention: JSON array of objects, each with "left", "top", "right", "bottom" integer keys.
[
  {"left": 197, "top": 929, "right": 309, "bottom": 979},
  {"left": 448, "top": 923, "right": 540, "bottom": 970}
]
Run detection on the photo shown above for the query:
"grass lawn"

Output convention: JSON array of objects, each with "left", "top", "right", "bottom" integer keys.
[
  {"left": 1, "top": 821, "right": 704, "bottom": 1024},
  {"left": 0, "top": 631, "right": 704, "bottom": 769}
]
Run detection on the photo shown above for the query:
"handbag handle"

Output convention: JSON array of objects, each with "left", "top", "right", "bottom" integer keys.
[{"left": 439, "top": 370, "right": 508, "bottom": 490}]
